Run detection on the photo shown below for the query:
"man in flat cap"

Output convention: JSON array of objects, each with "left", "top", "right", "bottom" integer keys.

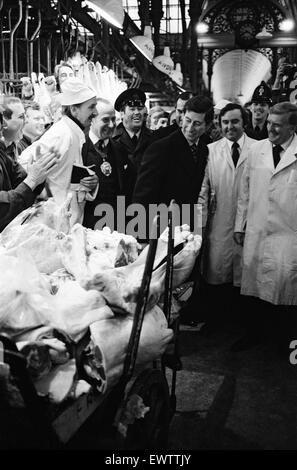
[
  {"left": 18, "top": 77, "right": 99, "bottom": 225},
  {"left": 113, "top": 88, "right": 153, "bottom": 172},
  {"left": 245, "top": 81, "right": 272, "bottom": 141}
]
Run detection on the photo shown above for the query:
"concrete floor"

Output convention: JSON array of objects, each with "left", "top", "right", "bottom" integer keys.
[{"left": 167, "top": 322, "right": 297, "bottom": 450}]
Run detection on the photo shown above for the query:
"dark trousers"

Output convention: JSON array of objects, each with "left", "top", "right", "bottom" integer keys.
[
  {"left": 181, "top": 277, "right": 243, "bottom": 325},
  {"left": 240, "top": 295, "right": 297, "bottom": 348}
]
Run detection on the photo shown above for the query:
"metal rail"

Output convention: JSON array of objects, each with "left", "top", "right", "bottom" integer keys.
[{"left": 9, "top": 1, "right": 23, "bottom": 80}]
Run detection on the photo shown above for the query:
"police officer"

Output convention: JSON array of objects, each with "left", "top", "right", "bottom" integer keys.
[
  {"left": 113, "top": 88, "right": 153, "bottom": 173},
  {"left": 245, "top": 81, "right": 272, "bottom": 141}
]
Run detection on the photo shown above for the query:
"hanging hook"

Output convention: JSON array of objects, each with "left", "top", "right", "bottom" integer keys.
[
  {"left": 29, "top": 8, "right": 41, "bottom": 76},
  {"left": 9, "top": 1, "right": 23, "bottom": 80}
]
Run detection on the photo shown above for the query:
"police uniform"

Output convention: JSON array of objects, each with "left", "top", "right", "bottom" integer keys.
[{"left": 113, "top": 88, "right": 153, "bottom": 172}]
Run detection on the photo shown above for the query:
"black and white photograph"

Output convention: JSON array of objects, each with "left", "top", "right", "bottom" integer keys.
[{"left": 0, "top": 0, "right": 297, "bottom": 456}]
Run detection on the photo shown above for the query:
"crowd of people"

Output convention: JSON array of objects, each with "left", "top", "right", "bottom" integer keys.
[{"left": 0, "top": 55, "right": 297, "bottom": 359}]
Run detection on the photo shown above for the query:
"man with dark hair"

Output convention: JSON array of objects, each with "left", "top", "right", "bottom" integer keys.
[
  {"left": 133, "top": 95, "right": 213, "bottom": 237},
  {"left": 113, "top": 88, "right": 153, "bottom": 172},
  {"left": 0, "top": 110, "right": 59, "bottom": 231},
  {"left": 0, "top": 96, "right": 25, "bottom": 161},
  {"left": 195, "top": 103, "right": 256, "bottom": 331},
  {"left": 233, "top": 101, "right": 297, "bottom": 353},
  {"left": 245, "top": 81, "right": 272, "bottom": 140},
  {"left": 152, "top": 91, "right": 194, "bottom": 141},
  {"left": 17, "top": 102, "right": 45, "bottom": 154}
]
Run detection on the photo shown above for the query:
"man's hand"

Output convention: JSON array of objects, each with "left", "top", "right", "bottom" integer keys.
[
  {"left": 233, "top": 232, "right": 245, "bottom": 246},
  {"left": 80, "top": 174, "right": 99, "bottom": 190},
  {"left": 24, "top": 148, "right": 59, "bottom": 190}
]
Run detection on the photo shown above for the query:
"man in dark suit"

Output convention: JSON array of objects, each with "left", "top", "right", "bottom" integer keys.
[
  {"left": 152, "top": 91, "right": 193, "bottom": 141},
  {"left": 113, "top": 88, "right": 153, "bottom": 173},
  {"left": 133, "top": 95, "right": 213, "bottom": 238},
  {"left": 82, "top": 98, "right": 136, "bottom": 230},
  {"left": 245, "top": 81, "right": 272, "bottom": 140}
]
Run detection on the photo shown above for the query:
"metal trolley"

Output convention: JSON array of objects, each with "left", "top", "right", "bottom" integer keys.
[{"left": 0, "top": 207, "right": 181, "bottom": 450}]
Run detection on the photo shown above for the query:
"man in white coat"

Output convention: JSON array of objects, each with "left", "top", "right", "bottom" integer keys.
[
  {"left": 233, "top": 101, "right": 297, "bottom": 353},
  {"left": 198, "top": 103, "right": 256, "bottom": 330},
  {"left": 19, "top": 77, "right": 99, "bottom": 225}
]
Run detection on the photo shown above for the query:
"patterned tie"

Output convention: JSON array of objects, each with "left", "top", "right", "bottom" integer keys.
[
  {"left": 96, "top": 140, "right": 106, "bottom": 154},
  {"left": 190, "top": 143, "right": 198, "bottom": 163},
  {"left": 272, "top": 144, "right": 283, "bottom": 168},
  {"left": 232, "top": 141, "right": 240, "bottom": 167}
]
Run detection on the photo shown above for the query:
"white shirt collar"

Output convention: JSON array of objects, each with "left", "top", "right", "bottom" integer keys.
[
  {"left": 125, "top": 128, "right": 141, "bottom": 140},
  {"left": 225, "top": 133, "right": 245, "bottom": 153},
  {"left": 89, "top": 129, "right": 109, "bottom": 148},
  {"left": 89, "top": 129, "right": 99, "bottom": 145}
]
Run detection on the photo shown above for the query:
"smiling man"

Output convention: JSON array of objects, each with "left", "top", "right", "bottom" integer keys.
[
  {"left": 1, "top": 96, "right": 25, "bottom": 161},
  {"left": 17, "top": 102, "right": 45, "bottom": 154},
  {"left": 113, "top": 88, "right": 153, "bottom": 172},
  {"left": 133, "top": 95, "right": 213, "bottom": 236},
  {"left": 82, "top": 98, "right": 136, "bottom": 229},
  {"left": 19, "top": 77, "right": 99, "bottom": 225},
  {"left": 245, "top": 81, "right": 272, "bottom": 140},
  {"left": 233, "top": 101, "right": 297, "bottom": 353},
  {"left": 195, "top": 103, "right": 256, "bottom": 332}
]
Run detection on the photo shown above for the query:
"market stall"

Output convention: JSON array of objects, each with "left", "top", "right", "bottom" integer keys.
[{"left": 0, "top": 196, "right": 201, "bottom": 449}]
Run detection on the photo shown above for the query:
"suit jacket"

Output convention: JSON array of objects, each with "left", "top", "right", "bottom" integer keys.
[
  {"left": 133, "top": 129, "right": 209, "bottom": 237},
  {"left": 82, "top": 136, "right": 136, "bottom": 229},
  {"left": 151, "top": 122, "right": 179, "bottom": 141},
  {"left": 112, "top": 123, "right": 153, "bottom": 173},
  {"left": 0, "top": 147, "right": 36, "bottom": 231}
]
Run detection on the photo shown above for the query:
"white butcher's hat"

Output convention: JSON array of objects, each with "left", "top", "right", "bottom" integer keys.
[
  {"left": 58, "top": 77, "right": 96, "bottom": 106},
  {"left": 214, "top": 99, "right": 231, "bottom": 110}
]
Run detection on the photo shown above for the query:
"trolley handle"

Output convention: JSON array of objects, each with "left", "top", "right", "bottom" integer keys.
[
  {"left": 118, "top": 214, "right": 160, "bottom": 389},
  {"left": 163, "top": 199, "right": 175, "bottom": 324}
]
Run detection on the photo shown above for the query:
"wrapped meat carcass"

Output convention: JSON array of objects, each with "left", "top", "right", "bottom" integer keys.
[
  {"left": 50, "top": 280, "right": 114, "bottom": 342},
  {"left": 59, "top": 224, "right": 140, "bottom": 284},
  {"left": 0, "top": 254, "right": 54, "bottom": 336},
  {"left": 0, "top": 194, "right": 72, "bottom": 240},
  {"left": 85, "top": 306, "right": 174, "bottom": 390},
  {"left": 86, "top": 226, "right": 140, "bottom": 271},
  {"left": 87, "top": 225, "right": 202, "bottom": 314},
  {"left": 60, "top": 224, "right": 89, "bottom": 284},
  {"left": 1, "top": 223, "right": 66, "bottom": 274}
]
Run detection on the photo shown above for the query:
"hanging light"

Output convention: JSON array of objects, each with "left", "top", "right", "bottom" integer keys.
[
  {"left": 279, "top": 19, "right": 295, "bottom": 32},
  {"left": 196, "top": 22, "right": 209, "bottom": 34},
  {"left": 169, "top": 63, "right": 183, "bottom": 87},
  {"left": 256, "top": 26, "right": 273, "bottom": 39},
  {"left": 152, "top": 46, "right": 174, "bottom": 75},
  {"left": 85, "top": 0, "right": 124, "bottom": 29},
  {"left": 129, "top": 26, "right": 155, "bottom": 62}
]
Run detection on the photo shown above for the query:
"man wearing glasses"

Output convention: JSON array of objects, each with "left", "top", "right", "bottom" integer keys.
[{"left": 113, "top": 88, "right": 153, "bottom": 172}]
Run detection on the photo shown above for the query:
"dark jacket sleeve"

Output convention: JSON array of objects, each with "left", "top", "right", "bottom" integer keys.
[
  {"left": 0, "top": 158, "right": 36, "bottom": 231},
  {"left": 132, "top": 140, "right": 167, "bottom": 206}
]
